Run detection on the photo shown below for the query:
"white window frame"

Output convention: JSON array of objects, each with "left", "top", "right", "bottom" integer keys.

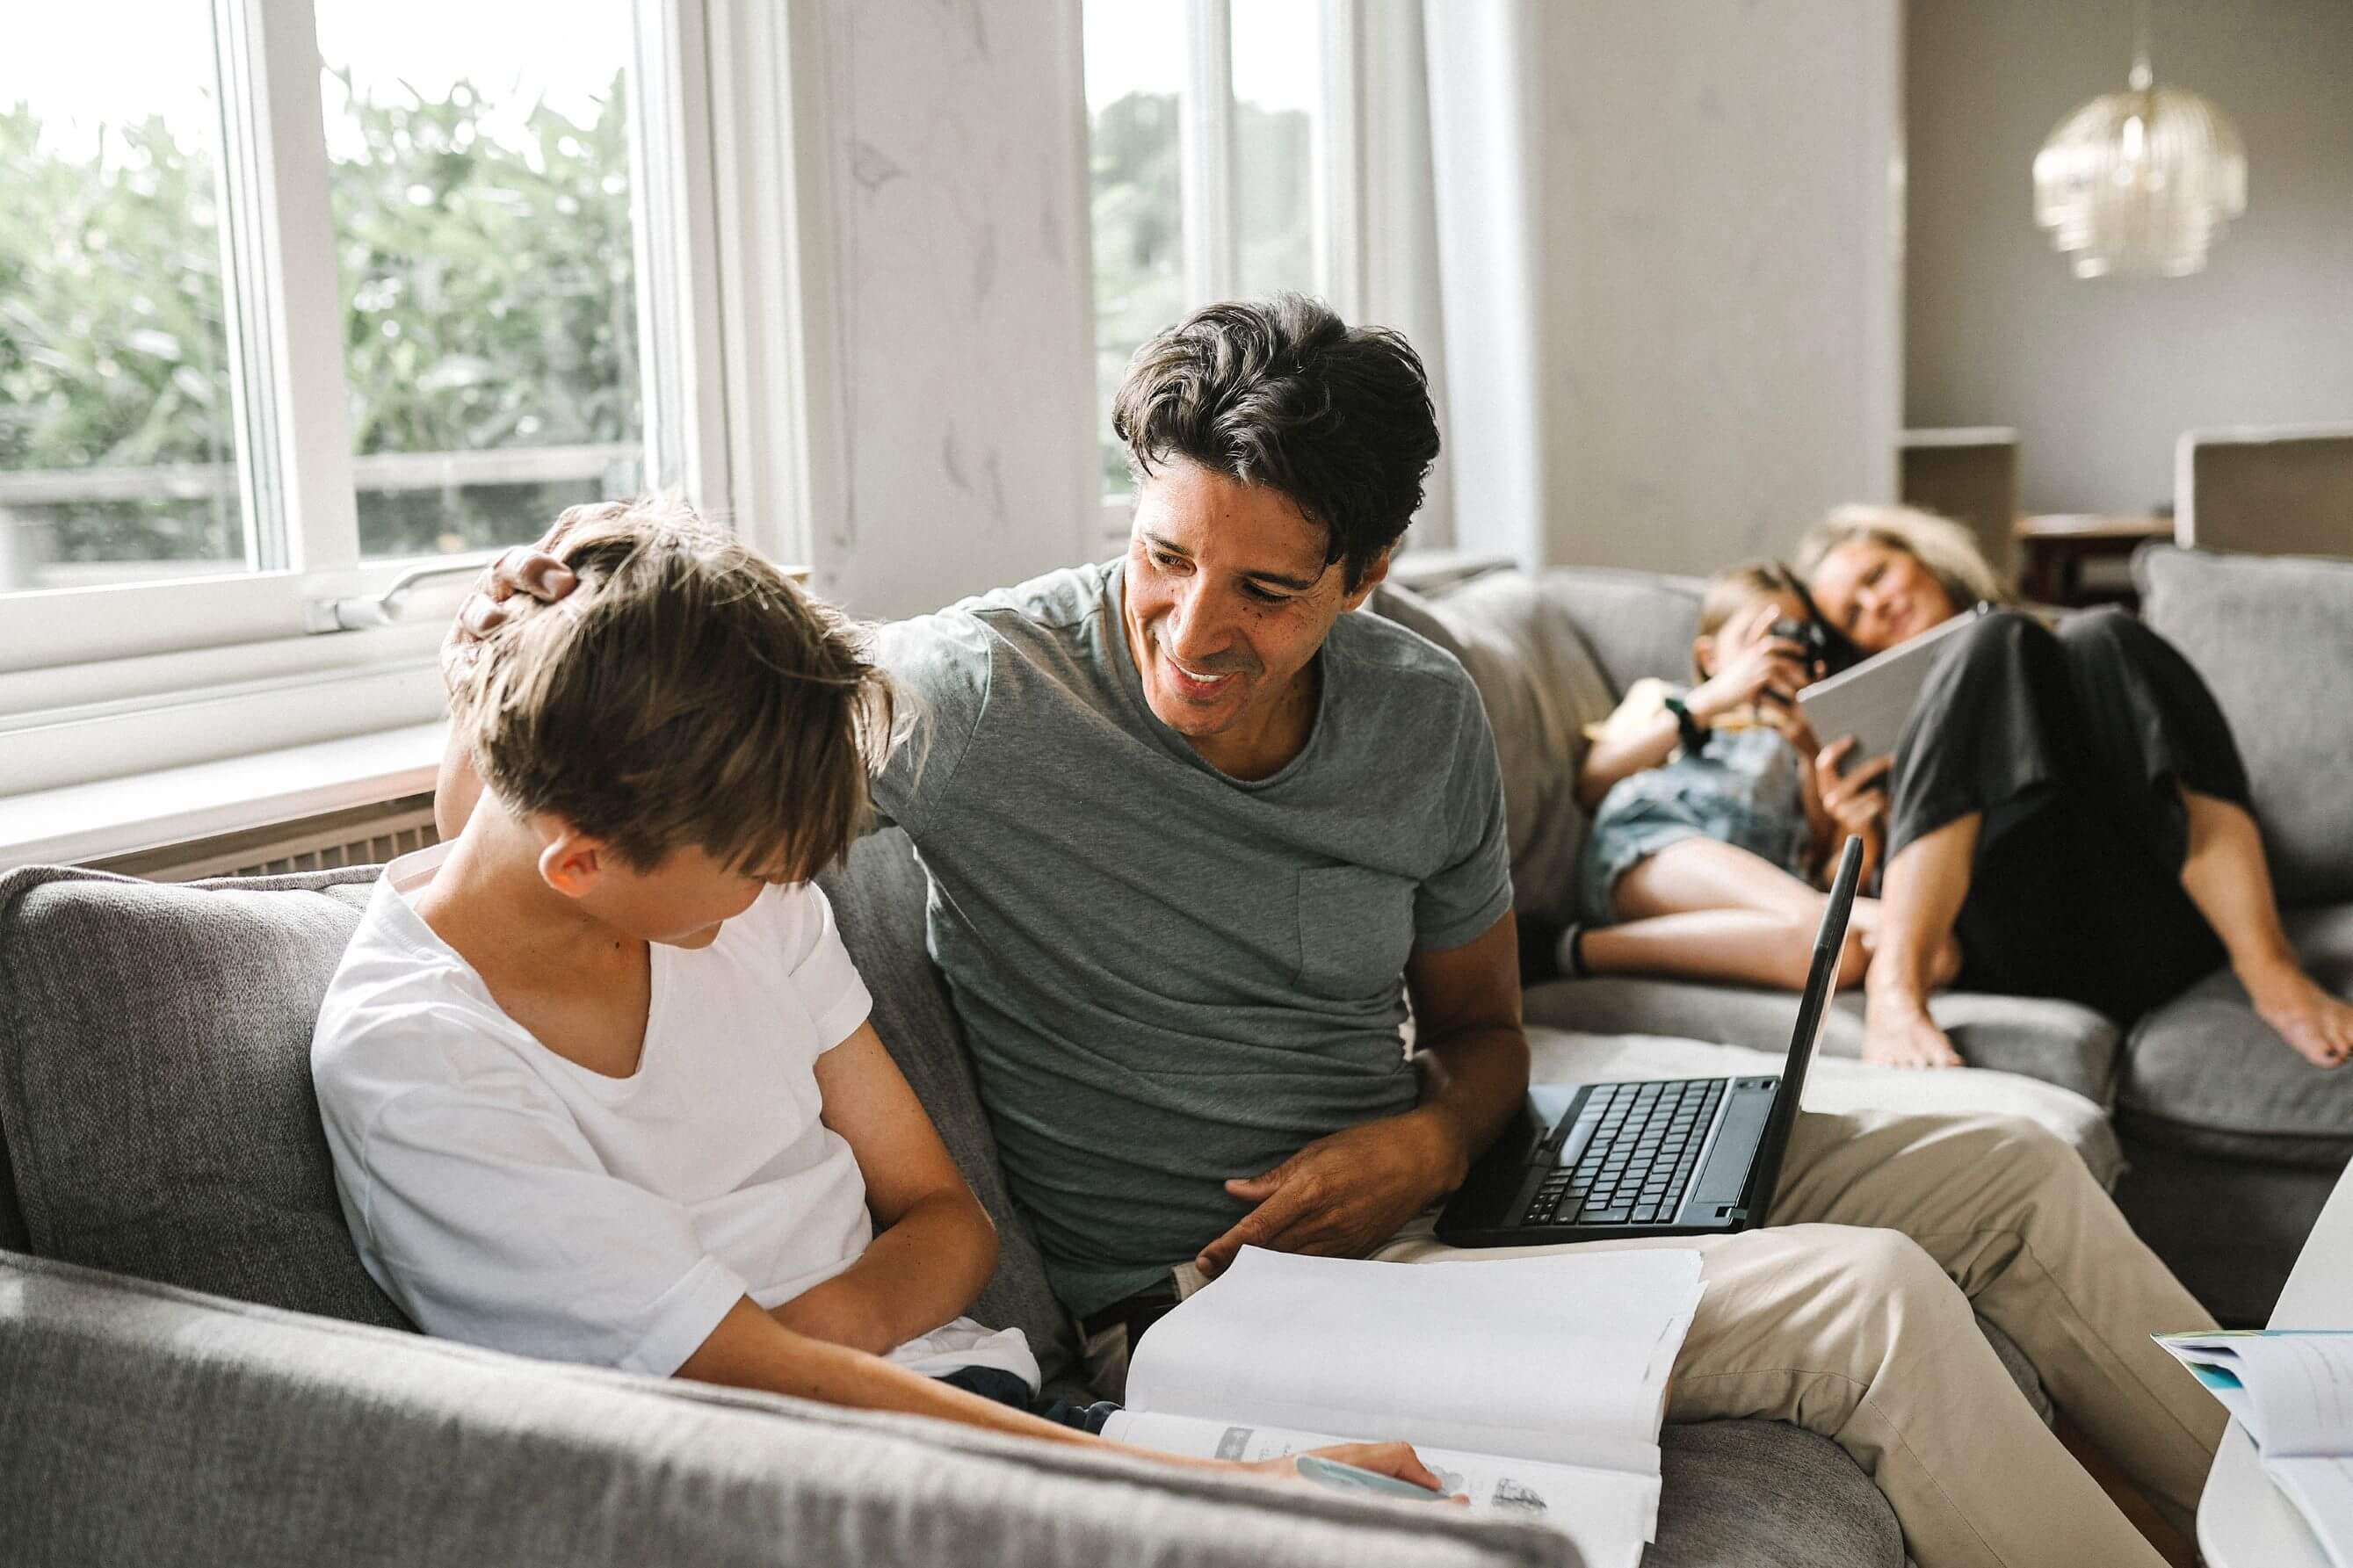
[
  {"left": 1090, "top": 0, "right": 1367, "bottom": 542},
  {"left": 0, "top": 0, "right": 813, "bottom": 798}
]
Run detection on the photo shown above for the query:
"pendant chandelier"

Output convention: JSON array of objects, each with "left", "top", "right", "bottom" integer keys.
[{"left": 2031, "top": 1, "right": 2247, "bottom": 278}]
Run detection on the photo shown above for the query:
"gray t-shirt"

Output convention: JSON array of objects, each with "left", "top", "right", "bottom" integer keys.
[{"left": 872, "top": 560, "right": 1512, "bottom": 1316}]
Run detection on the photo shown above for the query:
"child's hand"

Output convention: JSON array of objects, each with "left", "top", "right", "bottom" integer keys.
[
  {"left": 1688, "top": 634, "right": 1806, "bottom": 724},
  {"left": 1245, "top": 1442, "right": 1465, "bottom": 1501}
]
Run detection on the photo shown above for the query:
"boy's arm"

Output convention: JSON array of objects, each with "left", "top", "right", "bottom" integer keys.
[
  {"left": 680, "top": 1297, "right": 1080, "bottom": 1440},
  {"left": 677, "top": 1297, "right": 1457, "bottom": 1493},
  {"left": 766, "top": 1020, "right": 998, "bottom": 1357}
]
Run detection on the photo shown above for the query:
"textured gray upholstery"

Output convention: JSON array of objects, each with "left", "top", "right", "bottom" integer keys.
[
  {"left": 1528, "top": 567, "right": 1706, "bottom": 701},
  {"left": 2137, "top": 546, "right": 2353, "bottom": 906},
  {"left": 1524, "top": 977, "right": 2120, "bottom": 1106},
  {"left": 0, "top": 864, "right": 411, "bottom": 1329},
  {"left": 0, "top": 1250, "right": 1569, "bottom": 1568},
  {"left": 816, "top": 829, "right": 1082, "bottom": 1390},
  {"left": 1368, "top": 577, "right": 1618, "bottom": 925},
  {"left": 1651, "top": 1421, "right": 1901, "bottom": 1568},
  {"left": 2118, "top": 905, "right": 2353, "bottom": 1167}
]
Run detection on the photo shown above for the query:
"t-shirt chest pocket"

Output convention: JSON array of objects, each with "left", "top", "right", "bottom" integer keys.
[{"left": 1295, "top": 865, "right": 1417, "bottom": 997}]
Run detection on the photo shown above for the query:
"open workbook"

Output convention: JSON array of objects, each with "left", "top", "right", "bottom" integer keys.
[
  {"left": 1100, "top": 1246, "right": 1705, "bottom": 1568},
  {"left": 2155, "top": 1329, "right": 2353, "bottom": 1567}
]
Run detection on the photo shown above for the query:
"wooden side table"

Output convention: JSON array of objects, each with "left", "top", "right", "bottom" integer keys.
[{"left": 2014, "top": 514, "right": 2174, "bottom": 607}]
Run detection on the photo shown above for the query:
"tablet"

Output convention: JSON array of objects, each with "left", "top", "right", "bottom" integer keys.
[{"left": 1795, "top": 604, "right": 1988, "bottom": 768}]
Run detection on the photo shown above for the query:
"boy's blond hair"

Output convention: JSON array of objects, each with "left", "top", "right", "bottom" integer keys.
[
  {"left": 451, "top": 498, "right": 893, "bottom": 882},
  {"left": 1693, "top": 560, "right": 1806, "bottom": 678}
]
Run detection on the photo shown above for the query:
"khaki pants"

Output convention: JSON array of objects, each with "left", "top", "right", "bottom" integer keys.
[{"left": 1088, "top": 1110, "right": 2222, "bottom": 1568}]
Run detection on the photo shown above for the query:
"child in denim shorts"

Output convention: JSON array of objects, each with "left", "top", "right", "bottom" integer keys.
[{"left": 1537, "top": 563, "right": 1946, "bottom": 994}]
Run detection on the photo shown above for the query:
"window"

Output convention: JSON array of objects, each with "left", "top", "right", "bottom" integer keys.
[
  {"left": 0, "top": 0, "right": 789, "bottom": 797},
  {"left": 315, "top": 0, "right": 648, "bottom": 561},
  {"left": 0, "top": 2, "right": 256, "bottom": 596},
  {"left": 1083, "top": 0, "right": 1357, "bottom": 508}
]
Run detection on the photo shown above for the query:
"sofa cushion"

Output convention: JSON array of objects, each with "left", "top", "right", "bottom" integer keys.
[
  {"left": 2116, "top": 903, "right": 2353, "bottom": 1167},
  {"left": 0, "top": 865, "right": 412, "bottom": 1329},
  {"left": 1650, "top": 1420, "right": 1900, "bottom": 1567},
  {"left": 2136, "top": 546, "right": 2353, "bottom": 905},
  {"left": 1532, "top": 567, "right": 1706, "bottom": 697},
  {"left": 1368, "top": 575, "right": 1617, "bottom": 924},
  {"left": 1523, "top": 978, "right": 2121, "bottom": 1106},
  {"left": 2, "top": 1249, "right": 1572, "bottom": 1568},
  {"left": 1524, "top": 1027, "right": 2121, "bottom": 1189},
  {"left": 816, "top": 828, "right": 1080, "bottom": 1387}
]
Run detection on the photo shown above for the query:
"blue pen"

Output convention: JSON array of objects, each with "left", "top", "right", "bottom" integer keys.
[{"left": 1295, "top": 1453, "right": 1448, "bottom": 1501}]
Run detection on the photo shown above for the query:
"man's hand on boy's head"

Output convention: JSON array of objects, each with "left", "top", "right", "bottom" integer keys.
[{"left": 440, "top": 546, "right": 580, "bottom": 689}]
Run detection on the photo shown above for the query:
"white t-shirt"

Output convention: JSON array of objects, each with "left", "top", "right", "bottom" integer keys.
[{"left": 310, "top": 843, "right": 1038, "bottom": 1387}]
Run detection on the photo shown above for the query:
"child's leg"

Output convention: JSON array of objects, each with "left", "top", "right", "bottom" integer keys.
[
  {"left": 1581, "top": 907, "right": 1871, "bottom": 990},
  {"left": 1611, "top": 837, "right": 1828, "bottom": 922}
]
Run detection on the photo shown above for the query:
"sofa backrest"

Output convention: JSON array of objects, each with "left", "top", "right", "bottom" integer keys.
[
  {"left": 0, "top": 844, "right": 1080, "bottom": 1385},
  {"left": 814, "top": 828, "right": 1078, "bottom": 1381},
  {"left": 2137, "top": 545, "right": 2353, "bottom": 906},
  {"left": 0, "top": 865, "right": 413, "bottom": 1329},
  {"left": 1369, "top": 566, "right": 1705, "bottom": 923}
]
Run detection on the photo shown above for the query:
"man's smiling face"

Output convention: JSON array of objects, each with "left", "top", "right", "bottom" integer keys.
[{"left": 1121, "top": 457, "right": 1386, "bottom": 779}]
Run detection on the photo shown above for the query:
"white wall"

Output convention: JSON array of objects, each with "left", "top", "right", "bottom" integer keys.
[
  {"left": 1907, "top": 0, "right": 2353, "bottom": 517},
  {"left": 802, "top": 0, "right": 1100, "bottom": 620},
  {"left": 1534, "top": 0, "right": 1901, "bottom": 576}
]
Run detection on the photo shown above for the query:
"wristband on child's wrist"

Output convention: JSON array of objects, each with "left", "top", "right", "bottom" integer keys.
[{"left": 1663, "top": 694, "right": 1711, "bottom": 756}]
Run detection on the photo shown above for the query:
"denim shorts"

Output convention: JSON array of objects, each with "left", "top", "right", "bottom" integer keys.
[{"left": 1578, "top": 724, "right": 1813, "bottom": 927}]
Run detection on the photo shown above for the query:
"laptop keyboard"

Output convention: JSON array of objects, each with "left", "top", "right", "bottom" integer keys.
[{"left": 1522, "top": 1078, "right": 1726, "bottom": 1228}]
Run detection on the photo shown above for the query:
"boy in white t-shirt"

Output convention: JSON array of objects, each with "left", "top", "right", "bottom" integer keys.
[{"left": 311, "top": 499, "right": 1443, "bottom": 1487}]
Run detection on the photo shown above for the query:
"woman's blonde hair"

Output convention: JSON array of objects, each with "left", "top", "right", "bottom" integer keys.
[
  {"left": 451, "top": 497, "right": 895, "bottom": 881},
  {"left": 1793, "top": 504, "right": 2013, "bottom": 611}
]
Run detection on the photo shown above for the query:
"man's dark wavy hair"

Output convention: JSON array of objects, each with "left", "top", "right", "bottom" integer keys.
[{"left": 1111, "top": 293, "right": 1440, "bottom": 590}]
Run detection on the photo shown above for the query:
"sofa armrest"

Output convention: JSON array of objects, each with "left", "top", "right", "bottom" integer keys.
[{"left": 0, "top": 1252, "right": 1567, "bottom": 1568}]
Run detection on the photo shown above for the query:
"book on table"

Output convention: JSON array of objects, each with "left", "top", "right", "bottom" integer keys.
[
  {"left": 2156, "top": 1329, "right": 2353, "bottom": 1568},
  {"left": 1100, "top": 1245, "right": 1705, "bottom": 1568}
]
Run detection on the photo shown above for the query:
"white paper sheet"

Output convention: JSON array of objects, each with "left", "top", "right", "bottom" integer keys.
[
  {"left": 1100, "top": 1409, "right": 1655, "bottom": 1568},
  {"left": 1124, "top": 1246, "right": 1702, "bottom": 1478},
  {"left": 2268, "top": 1457, "right": 2353, "bottom": 1568}
]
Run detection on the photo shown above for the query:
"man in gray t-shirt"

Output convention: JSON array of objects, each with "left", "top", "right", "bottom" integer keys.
[{"left": 871, "top": 554, "right": 1513, "bottom": 1316}]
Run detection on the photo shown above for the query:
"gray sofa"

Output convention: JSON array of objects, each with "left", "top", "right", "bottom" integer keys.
[
  {"left": 2, "top": 843, "right": 1932, "bottom": 1566},
  {"left": 1377, "top": 544, "right": 2353, "bottom": 1326}
]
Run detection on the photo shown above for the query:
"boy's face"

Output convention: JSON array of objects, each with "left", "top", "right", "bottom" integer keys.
[
  {"left": 540, "top": 833, "right": 784, "bottom": 949},
  {"left": 1695, "top": 591, "right": 1811, "bottom": 683}
]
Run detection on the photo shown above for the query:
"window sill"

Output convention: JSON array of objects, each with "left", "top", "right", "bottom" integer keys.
[{"left": 0, "top": 720, "right": 445, "bottom": 872}]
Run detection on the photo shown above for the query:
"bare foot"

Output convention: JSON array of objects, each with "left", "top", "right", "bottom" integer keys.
[
  {"left": 1863, "top": 992, "right": 1965, "bottom": 1069},
  {"left": 2243, "top": 963, "right": 2353, "bottom": 1068}
]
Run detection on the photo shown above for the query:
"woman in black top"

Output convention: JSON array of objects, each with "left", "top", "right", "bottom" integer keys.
[{"left": 1798, "top": 505, "right": 2352, "bottom": 1073}]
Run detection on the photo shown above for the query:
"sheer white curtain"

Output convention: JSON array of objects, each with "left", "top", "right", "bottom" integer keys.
[{"left": 1356, "top": 0, "right": 1547, "bottom": 569}]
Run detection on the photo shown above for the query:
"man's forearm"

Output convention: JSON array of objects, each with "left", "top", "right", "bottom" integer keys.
[{"left": 1410, "top": 1023, "right": 1531, "bottom": 1192}]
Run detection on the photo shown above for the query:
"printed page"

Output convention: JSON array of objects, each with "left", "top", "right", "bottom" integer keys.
[
  {"left": 2264, "top": 1456, "right": 2353, "bottom": 1568},
  {"left": 1099, "top": 1410, "right": 1654, "bottom": 1568},
  {"left": 2155, "top": 1331, "right": 2353, "bottom": 1456},
  {"left": 1124, "top": 1246, "right": 1704, "bottom": 1478}
]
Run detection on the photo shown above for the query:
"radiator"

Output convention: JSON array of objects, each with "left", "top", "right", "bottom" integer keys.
[{"left": 90, "top": 794, "right": 440, "bottom": 883}]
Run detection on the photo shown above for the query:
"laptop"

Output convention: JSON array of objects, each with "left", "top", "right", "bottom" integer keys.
[{"left": 1437, "top": 836, "right": 1863, "bottom": 1247}]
